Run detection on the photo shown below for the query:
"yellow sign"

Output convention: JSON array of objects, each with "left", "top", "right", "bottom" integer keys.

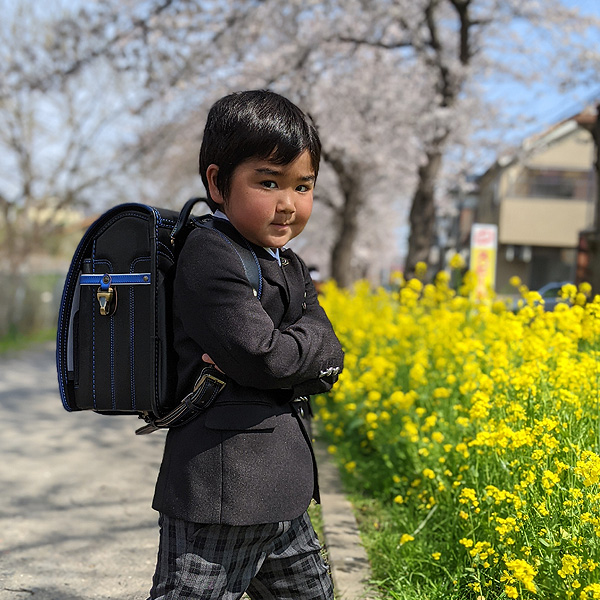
[{"left": 470, "top": 224, "right": 498, "bottom": 299}]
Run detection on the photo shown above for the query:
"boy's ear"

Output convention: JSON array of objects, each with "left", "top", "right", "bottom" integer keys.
[{"left": 206, "top": 164, "right": 225, "bottom": 206}]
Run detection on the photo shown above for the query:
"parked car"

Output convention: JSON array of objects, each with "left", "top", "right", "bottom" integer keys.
[
  {"left": 535, "top": 281, "right": 571, "bottom": 311},
  {"left": 509, "top": 281, "right": 571, "bottom": 312}
]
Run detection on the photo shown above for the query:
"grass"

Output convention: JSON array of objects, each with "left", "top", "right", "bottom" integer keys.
[
  {"left": 0, "top": 328, "right": 56, "bottom": 355},
  {"left": 348, "top": 492, "right": 461, "bottom": 600},
  {"left": 308, "top": 500, "right": 325, "bottom": 541},
  {"left": 309, "top": 500, "right": 343, "bottom": 599}
]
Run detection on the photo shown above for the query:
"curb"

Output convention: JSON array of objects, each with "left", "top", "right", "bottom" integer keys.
[{"left": 314, "top": 441, "right": 379, "bottom": 600}]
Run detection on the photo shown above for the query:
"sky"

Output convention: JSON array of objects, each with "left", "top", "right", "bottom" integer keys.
[{"left": 496, "top": 0, "right": 600, "bottom": 142}]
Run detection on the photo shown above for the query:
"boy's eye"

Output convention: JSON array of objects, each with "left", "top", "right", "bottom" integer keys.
[
  {"left": 261, "top": 181, "right": 277, "bottom": 189},
  {"left": 296, "top": 184, "right": 311, "bottom": 193}
]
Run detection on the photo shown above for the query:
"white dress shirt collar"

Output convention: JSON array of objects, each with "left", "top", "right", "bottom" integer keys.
[{"left": 213, "top": 209, "right": 282, "bottom": 265}]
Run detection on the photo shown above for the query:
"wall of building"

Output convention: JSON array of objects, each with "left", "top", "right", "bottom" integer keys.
[
  {"left": 475, "top": 121, "right": 596, "bottom": 292},
  {"left": 526, "top": 127, "right": 594, "bottom": 170},
  {"left": 499, "top": 196, "right": 594, "bottom": 247}
]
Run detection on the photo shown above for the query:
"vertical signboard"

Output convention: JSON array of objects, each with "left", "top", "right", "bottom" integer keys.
[{"left": 470, "top": 223, "right": 498, "bottom": 299}]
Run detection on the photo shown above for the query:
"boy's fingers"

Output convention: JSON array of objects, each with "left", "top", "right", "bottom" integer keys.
[{"left": 202, "top": 353, "right": 225, "bottom": 374}]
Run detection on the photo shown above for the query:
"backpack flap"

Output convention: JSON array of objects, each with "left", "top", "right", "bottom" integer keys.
[
  {"left": 57, "top": 204, "right": 179, "bottom": 418},
  {"left": 56, "top": 198, "right": 258, "bottom": 431}
]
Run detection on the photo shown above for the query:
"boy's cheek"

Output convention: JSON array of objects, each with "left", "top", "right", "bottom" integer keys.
[
  {"left": 297, "top": 198, "right": 313, "bottom": 224},
  {"left": 291, "top": 215, "right": 310, "bottom": 239}
]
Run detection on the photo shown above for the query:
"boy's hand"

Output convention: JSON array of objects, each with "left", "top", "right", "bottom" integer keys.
[{"left": 202, "top": 353, "right": 225, "bottom": 374}]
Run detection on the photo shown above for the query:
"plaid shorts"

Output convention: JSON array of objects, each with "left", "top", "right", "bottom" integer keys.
[{"left": 147, "top": 510, "right": 334, "bottom": 600}]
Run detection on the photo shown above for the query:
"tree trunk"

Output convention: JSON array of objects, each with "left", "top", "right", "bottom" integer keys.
[
  {"left": 323, "top": 151, "right": 363, "bottom": 288},
  {"left": 330, "top": 188, "right": 362, "bottom": 288},
  {"left": 404, "top": 150, "right": 443, "bottom": 277}
]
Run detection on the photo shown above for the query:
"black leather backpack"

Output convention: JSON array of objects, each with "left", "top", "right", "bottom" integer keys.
[{"left": 56, "top": 198, "right": 261, "bottom": 434}]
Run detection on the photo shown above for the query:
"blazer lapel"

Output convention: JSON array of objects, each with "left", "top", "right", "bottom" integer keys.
[{"left": 279, "top": 250, "right": 305, "bottom": 330}]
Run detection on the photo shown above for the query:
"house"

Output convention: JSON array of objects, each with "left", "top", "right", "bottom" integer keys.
[{"left": 474, "top": 108, "right": 597, "bottom": 293}]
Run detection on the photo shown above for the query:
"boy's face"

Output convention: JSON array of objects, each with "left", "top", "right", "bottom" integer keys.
[{"left": 206, "top": 150, "right": 315, "bottom": 249}]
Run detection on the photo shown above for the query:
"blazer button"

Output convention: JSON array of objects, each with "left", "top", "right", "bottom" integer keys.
[{"left": 298, "top": 406, "right": 305, "bottom": 418}]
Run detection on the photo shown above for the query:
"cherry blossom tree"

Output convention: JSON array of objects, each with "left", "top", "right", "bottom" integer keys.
[
  {"left": 125, "top": 0, "right": 600, "bottom": 282},
  {"left": 308, "top": 0, "right": 600, "bottom": 275},
  {"left": 2, "top": 0, "right": 599, "bottom": 288}
]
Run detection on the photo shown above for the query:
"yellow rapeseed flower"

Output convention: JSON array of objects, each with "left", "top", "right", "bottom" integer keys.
[
  {"left": 316, "top": 274, "right": 600, "bottom": 598},
  {"left": 575, "top": 452, "right": 600, "bottom": 486},
  {"left": 542, "top": 469, "right": 560, "bottom": 491},
  {"left": 423, "top": 468, "right": 435, "bottom": 480},
  {"left": 449, "top": 253, "right": 466, "bottom": 270},
  {"left": 432, "top": 431, "right": 445, "bottom": 443},
  {"left": 503, "top": 558, "right": 537, "bottom": 593},
  {"left": 581, "top": 583, "right": 600, "bottom": 599},
  {"left": 509, "top": 275, "right": 521, "bottom": 287},
  {"left": 559, "top": 554, "right": 581, "bottom": 579},
  {"left": 365, "top": 411, "right": 378, "bottom": 424},
  {"left": 415, "top": 262, "right": 428, "bottom": 277}
]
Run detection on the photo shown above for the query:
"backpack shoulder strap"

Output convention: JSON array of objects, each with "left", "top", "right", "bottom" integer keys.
[
  {"left": 198, "top": 217, "right": 263, "bottom": 299},
  {"left": 134, "top": 200, "right": 263, "bottom": 435},
  {"left": 172, "top": 197, "right": 262, "bottom": 299}
]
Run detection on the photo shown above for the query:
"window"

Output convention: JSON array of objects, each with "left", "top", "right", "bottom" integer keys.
[
  {"left": 513, "top": 168, "right": 593, "bottom": 200},
  {"left": 528, "top": 247, "right": 576, "bottom": 290}
]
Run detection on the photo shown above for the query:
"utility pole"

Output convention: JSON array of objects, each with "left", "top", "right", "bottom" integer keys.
[
  {"left": 591, "top": 104, "right": 600, "bottom": 294},
  {"left": 576, "top": 105, "right": 600, "bottom": 294},
  {"left": 592, "top": 104, "right": 600, "bottom": 231}
]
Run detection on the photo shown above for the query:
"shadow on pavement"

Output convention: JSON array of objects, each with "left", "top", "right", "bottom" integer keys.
[{"left": 0, "top": 343, "right": 165, "bottom": 600}]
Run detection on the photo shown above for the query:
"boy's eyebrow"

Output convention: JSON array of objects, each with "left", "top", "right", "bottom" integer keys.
[{"left": 254, "top": 167, "right": 315, "bottom": 182}]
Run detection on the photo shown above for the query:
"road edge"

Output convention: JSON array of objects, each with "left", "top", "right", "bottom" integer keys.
[{"left": 314, "top": 440, "right": 379, "bottom": 600}]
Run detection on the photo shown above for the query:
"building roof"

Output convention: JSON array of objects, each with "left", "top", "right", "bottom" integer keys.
[{"left": 484, "top": 104, "right": 598, "bottom": 176}]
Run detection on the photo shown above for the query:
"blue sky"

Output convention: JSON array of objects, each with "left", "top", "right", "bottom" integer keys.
[{"left": 500, "top": 0, "right": 600, "bottom": 140}]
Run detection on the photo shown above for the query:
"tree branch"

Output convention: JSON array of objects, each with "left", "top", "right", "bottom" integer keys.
[{"left": 335, "top": 35, "right": 412, "bottom": 50}]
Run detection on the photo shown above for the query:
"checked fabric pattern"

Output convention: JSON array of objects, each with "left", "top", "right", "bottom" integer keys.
[{"left": 147, "top": 511, "right": 334, "bottom": 600}]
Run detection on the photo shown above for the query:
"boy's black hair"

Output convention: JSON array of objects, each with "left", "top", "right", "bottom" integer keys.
[{"left": 199, "top": 90, "right": 321, "bottom": 212}]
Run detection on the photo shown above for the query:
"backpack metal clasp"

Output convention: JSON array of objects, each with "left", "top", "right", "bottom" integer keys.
[{"left": 97, "top": 274, "right": 117, "bottom": 316}]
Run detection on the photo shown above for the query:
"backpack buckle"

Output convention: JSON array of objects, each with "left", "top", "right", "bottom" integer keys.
[{"left": 97, "top": 274, "right": 117, "bottom": 316}]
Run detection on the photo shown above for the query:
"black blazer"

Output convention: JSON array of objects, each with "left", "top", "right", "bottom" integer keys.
[{"left": 152, "top": 219, "right": 344, "bottom": 525}]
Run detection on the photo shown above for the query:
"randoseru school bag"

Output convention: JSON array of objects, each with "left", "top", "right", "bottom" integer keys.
[{"left": 56, "top": 198, "right": 261, "bottom": 435}]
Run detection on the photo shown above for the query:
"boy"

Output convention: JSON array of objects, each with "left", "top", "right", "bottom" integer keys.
[{"left": 148, "top": 90, "right": 344, "bottom": 599}]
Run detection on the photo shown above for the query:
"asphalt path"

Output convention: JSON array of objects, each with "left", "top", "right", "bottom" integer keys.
[
  {"left": 0, "top": 342, "right": 165, "bottom": 599},
  {"left": 0, "top": 343, "right": 374, "bottom": 600}
]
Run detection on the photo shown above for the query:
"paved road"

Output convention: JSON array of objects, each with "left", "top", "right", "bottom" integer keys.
[
  {"left": 0, "top": 343, "right": 165, "bottom": 599},
  {"left": 0, "top": 343, "right": 374, "bottom": 600}
]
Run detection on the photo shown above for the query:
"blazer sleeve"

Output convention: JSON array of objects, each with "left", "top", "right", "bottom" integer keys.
[
  {"left": 174, "top": 227, "right": 344, "bottom": 391},
  {"left": 290, "top": 257, "right": 344, "bottom": 396}
]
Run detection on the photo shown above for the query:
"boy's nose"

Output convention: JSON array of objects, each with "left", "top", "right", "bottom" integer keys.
[{"left": 277, "top": 191, "right": 295, "bottom": 213}]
